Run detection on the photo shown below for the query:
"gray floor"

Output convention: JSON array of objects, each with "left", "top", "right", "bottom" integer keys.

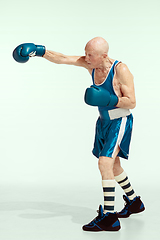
[{"left": 0, "top": 183, "right": 158, "bottom": 240}]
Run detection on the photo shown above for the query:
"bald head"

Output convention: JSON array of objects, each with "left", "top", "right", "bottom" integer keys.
[{"left": 85, "top": 37, "right": 109, "bottom": 56}]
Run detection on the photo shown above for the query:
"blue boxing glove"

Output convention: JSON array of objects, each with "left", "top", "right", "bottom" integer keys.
[
  {"left": 84, "top": 85, "right": 118, "bottom": 107},
  {"left": 13, "top": 43, "right": 46, "bottom": 63}
]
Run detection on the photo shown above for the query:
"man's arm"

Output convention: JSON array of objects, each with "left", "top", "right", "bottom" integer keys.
[
  {"left": 115, "top": 63, "right": 136, "bottom": 109},
  {"left": 43, "top": 50, "right": 89, "bottom": 68},
  {"left": 12, "top": 43, "right": 90, "bottom": 71}
]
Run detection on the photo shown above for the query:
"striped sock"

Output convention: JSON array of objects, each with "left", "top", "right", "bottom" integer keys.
[
  {"left": 115, "top": 171, "right": 136, "bottom": 200},
  {"left": 102, "top": 180, "right": 116, "bottom": 214}
]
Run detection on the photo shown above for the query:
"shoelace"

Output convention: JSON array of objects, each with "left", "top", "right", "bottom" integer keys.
[
  {"left": 121, "top": 195, "right": 138, "bottom": 213},
  {"left": 90, "top": 210, "right": 109, "bottom": 224},
  {"left": 121, "top": 203, "right": 130, "bottom": 213}
]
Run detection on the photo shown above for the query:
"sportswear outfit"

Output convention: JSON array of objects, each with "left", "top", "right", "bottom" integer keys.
[
  {"left": 82, "top": 60, "right": 145, "bottom": 232},
  {"left": 91, "top": 60, "right": 133, "bottom": 160}
]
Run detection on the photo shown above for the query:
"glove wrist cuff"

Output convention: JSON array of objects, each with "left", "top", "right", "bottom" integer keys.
[{"left": 36, "top": 45, "right": 46, "bottom": 57}]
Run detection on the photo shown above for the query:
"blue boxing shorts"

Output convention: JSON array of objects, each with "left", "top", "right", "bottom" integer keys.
[{"left": 92, "top": 113, "right": 133, "bottom": 160}]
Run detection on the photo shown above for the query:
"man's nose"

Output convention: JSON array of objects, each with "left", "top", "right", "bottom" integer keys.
[{"left": 85, "top": 55, "right": 89, "bottom": 61}]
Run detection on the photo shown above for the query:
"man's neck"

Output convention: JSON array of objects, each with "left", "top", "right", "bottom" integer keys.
[{"left": 95, "top": 57, "right": 115, "bottom": 72}]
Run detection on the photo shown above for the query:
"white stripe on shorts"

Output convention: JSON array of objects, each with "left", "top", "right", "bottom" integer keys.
[{"left": 112, "top": 117, "right": 127, "bottom": 158}]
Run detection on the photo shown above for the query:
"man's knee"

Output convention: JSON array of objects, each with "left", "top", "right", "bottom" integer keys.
[
  {"left": 98, "top": 156, "right": 115, "bottom": 179},
  {"left": 98, "top": 156, "right": 114, "bottom": 171}
]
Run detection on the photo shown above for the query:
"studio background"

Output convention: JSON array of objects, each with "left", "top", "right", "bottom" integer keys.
[{"left": 0, "top": 0, "right": 159, "bottom": 239}]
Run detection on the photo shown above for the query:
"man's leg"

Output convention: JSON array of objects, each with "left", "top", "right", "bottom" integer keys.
[
  {"left": 113, "top": 157, "right": 136, "bottom": 200},
  {"left": 82, "top": 147, "right": 121, "bottom": 231},
  {"left": 98, "top": 147, "right": 120, "bottom": 214},
  {"left": 113, "top": 156, "right": 145, "bottom": 218}
]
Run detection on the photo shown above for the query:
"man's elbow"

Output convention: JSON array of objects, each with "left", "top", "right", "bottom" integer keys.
[{"left": 130, "top": 100, "right": 136, "bottom": 109}]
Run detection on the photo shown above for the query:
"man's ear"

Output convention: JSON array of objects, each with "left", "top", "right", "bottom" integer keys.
[{"left": 102, "top": 53, "right": 108, "bottom": 59}]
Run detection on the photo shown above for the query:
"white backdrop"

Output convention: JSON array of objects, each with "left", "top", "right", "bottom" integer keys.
[{"left": 0, "top": 0, "right": 160, "bottom": 187}]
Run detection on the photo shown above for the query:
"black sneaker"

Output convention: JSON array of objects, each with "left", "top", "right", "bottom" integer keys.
[
  {"left": 82, "top": 205, "right": 121, "bottom": 231},
  {"left": 117, "top": 195, "right": 145, "bottom": 218}
]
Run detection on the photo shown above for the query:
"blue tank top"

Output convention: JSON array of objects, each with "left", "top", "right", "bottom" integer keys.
[{"left": 91, "top": 60, "right": 119, "bottom": 115}]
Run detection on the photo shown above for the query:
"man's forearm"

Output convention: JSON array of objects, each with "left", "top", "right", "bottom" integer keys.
[
  {"left": 43, "top": 50, "right": 68, "bottom": 64},
  {"left": 43, "top": 50, "right": 86, "bottom": 67},
  {"left": 116, "top": 96, "right": 136, "bottom": 109}
]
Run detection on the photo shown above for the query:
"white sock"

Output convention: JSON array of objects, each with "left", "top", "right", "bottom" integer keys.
[
  {"left": 115, "top": 171, "right": 136, "bottom": 200},
  {"left": 102, "top": 179, "right": 116, "bottom": 214}
]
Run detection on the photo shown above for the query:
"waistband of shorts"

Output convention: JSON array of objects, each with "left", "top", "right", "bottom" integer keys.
[{"left": 99, "top": 108, "right": 131, "bottom": 121}]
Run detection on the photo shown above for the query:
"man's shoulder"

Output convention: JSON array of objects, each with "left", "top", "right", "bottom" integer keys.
[
  {"left": 115, "top": 62, "right": 133, "bottom": 78},
  {"left": 116, "top": 62, "right": 129, "bottom": 72},
  {"left": 114, "top": 62, "right": 134, "bottom": 86}
]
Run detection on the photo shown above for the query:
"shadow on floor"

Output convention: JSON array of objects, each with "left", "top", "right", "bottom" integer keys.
[
  {"left": 0, "top": 201, "right": 95, "bottom": 224},
  {"left": 0, "top": 201, "right": 146, "bottom": 233}
]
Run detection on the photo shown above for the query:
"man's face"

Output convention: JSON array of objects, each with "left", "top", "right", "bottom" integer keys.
[{"left": 85, "top": 45, "right": 103, "bottom": 68}]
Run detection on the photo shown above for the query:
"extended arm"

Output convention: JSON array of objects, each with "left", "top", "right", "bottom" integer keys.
[
  {"left": 12, "top": 43, "right": 89, "bottom": 69},
  {"left": 43, "top": 50, "right": 87, "bottom": 67}
]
